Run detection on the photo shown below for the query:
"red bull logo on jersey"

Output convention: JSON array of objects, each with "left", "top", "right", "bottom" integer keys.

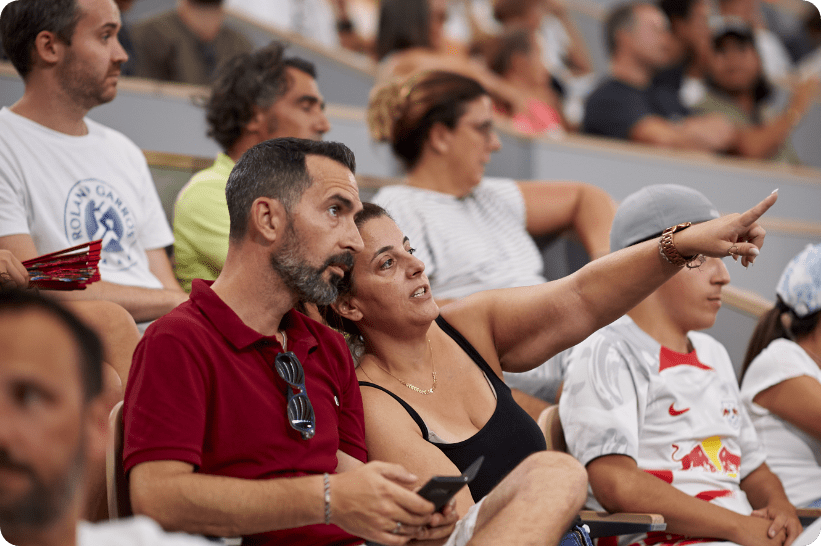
[
  {"left": 718, "top": 446, "right": 741, "bottom": 475},
  {"left": 721, "top": 400, "right": 741, "bottom": 429},
  {"left": 672, "top": 436, "right": 740, "bottom": 477}
]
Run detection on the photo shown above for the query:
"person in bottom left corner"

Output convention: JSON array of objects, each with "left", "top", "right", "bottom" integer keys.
[{"left": 0, "top": 289, "right": 213, "bottom": 546}]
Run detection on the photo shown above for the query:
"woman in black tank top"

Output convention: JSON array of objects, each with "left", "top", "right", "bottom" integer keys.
[
  {"left": 323, "top": 205, "right": 554, "bottom": 509},
  {"left": 322, "top": 195, "right": 774, "bottom": 535}
]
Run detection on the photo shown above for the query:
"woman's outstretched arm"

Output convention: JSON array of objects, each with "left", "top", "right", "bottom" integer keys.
[{"left": 443, "top": 191, "right": 777, "bottom": 373}]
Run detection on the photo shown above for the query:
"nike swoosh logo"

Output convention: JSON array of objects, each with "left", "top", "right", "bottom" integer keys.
[{"left": 669, "top": 403, "right": 690, "bottom": 416}]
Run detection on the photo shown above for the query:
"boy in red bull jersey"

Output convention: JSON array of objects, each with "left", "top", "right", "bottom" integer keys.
[{"left": 560, "top": 185, "right": 820, "bottom": 546}]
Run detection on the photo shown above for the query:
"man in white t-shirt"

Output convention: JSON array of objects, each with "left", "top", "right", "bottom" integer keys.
[
  {"left": 0, "top": 0, "right": 187, "bottom": 323},
  {"left": 0, "top": 290, "right": 212, "bottom": 546},
  {"left": 560, "top": 185, "right": 815, "bottom": 546}
]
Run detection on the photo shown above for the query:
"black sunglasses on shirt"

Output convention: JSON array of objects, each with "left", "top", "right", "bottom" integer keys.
[{"left": 273, "top": 351, "right": 316, "bottom": 440}]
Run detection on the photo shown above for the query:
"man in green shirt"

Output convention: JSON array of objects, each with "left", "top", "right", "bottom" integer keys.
[{"left": 173, "top": 42, "right": 331, "bottom": 291}]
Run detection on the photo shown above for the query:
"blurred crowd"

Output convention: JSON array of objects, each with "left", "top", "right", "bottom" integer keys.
[{"left": 71, "top": 0, "right": 820, "bottom": 164}]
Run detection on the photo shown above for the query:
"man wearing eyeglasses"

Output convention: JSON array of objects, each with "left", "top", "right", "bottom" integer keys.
[{"left": 123, "top": 138, "right": 458, "bottom": 546}]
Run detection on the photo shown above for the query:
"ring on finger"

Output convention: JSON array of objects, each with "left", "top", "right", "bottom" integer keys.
[
  {"left": 728, "top": 244, "right": 739, "bottom": 256},
  {"left": 392, "top": 521, "right": 402, "bottom": 535}
]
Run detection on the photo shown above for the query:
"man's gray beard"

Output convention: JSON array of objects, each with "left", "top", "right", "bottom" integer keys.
[
  {"left": 0, "top": 442, "right": 85, "bottom": 531},
  {"left": 270, "top": 225, "right": 352, "bottom": 306}
]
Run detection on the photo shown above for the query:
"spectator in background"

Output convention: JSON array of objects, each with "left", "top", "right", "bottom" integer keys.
[
  {"left": 113, "top": 0, "right": 137, "bottom": 75},
  {"left": 173, "top": 42, "right": 330, "bottom": 292},
  {"left": 484, "top": 0, "right": 573, "bottom": 130},
  {"left": 655, "top": 0, "right": 713, "bottom": 108},
  {"left": 132, "top": 0, "right": 253, "bottom": 85},
  {"left": 695, "top": 18, "right": 818, "bottom": 164},
  {"left": 760, "top": 0, "right": 817, "bottom": 64},
  {"left": 492, "top": 0, "right": 593, "bottom": 78},
  {"left": 222, "top": 0, "right": 376, "bottom": 54},
  {"left": 330, "top": 0, "right": 378, "bottom": 56},
  {"left": 450, "top": 0, "right": 596, "bottom": 125},
  {"left": 796, "top": 3, "right": 821, "bottom": 80},
  {"left": 716, "top": 0, "right": 793, "bottom": 82},
  {"left": 558, "top": 184, "right": 821, "bottom": 546},
  {"left": 740, "top": 243, "right": 821, "bottom": 509},
  {"left": 520, "top": 0, "right": 598, "bottom": 126},
  {"left": 583, "top": 2, "right": 737, "bottom": 152},
  {"left": 0, "top": 0, "right": 187, "bottom": 325},
  {"left": 480, "top": 28, "right": 566, "bottom": 135},
  {"left": 803, "top": 3, "right": 821, "bottom": 58},
  {"left": 375, "top": 0, "right": 535, "bottom": 117},
  {"left": 0, "top": 290, "right": 213, "bottom": 546},
  {"left": 369, "top": 70, "right": 615, "bottom": 410}
]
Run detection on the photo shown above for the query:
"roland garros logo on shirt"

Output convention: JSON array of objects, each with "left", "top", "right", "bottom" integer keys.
[{"left": 63, "top": 179, "right": 138, "bottom": 272}]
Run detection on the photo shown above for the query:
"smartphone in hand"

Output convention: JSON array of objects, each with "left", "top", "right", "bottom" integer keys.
[{"left": 416, "top": 456, "right": 484, "bottom": 512}]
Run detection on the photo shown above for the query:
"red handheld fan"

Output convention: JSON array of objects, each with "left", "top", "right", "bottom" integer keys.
[{"left": 22, "top": 240, "right": 102, "bottom": 290}]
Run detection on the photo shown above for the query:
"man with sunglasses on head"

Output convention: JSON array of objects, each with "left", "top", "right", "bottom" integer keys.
[{"left": 123, "top": 138, "right": 458, "bottom": 546}]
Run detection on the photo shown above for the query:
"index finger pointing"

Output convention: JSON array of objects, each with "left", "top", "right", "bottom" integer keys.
[{"left": 737, "top": 191, "right": 778, "bottom": 227}]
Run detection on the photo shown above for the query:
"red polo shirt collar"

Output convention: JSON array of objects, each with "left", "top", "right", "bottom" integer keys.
[{"left": 189, "top": 279, "right": 319, "bottom": 360}]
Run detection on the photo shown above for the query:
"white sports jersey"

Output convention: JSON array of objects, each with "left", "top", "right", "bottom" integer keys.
[
  {"left": 0, "top": 108, "right": 173, "bottom": 289},
  {"left": 740, "top": 338, "right": 821, "bottom": 507},
  {"left": 560, "top": 316, "right": 766, "bottom": 544},
  {"left": 373, "top": 178, "right": 545, "bottom": 302}
]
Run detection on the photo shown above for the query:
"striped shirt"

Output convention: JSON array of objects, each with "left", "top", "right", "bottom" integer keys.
[{"left": 372, "top": 178, "right": 545, "bottom": 301}]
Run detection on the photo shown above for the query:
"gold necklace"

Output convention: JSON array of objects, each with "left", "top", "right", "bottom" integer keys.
[{"left": 374, "top": 339, "right": 436, "bottom": 395}]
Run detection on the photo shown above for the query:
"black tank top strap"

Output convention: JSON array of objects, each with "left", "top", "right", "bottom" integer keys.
[
  {"left": 362, "top": 319, "right": 545, "bottom": 501},
  {"left": 431, "top": 315, "right": 546, "bottom": 500},
  {"left": 358, "top": 381, "right": 430, "bottom": 441},
  {"left": 435, "top": 315, "right": 504, "bottom": 387}
]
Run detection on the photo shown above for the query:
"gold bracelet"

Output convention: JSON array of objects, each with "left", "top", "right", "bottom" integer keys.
[{"left": 659, "top": 222, "right": 700, "bottom": 267}]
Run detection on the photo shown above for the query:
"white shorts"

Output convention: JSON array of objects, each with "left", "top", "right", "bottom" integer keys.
[
  {"left": 442, "top": 498, "right": 485, "bottom": 546},
  {"left": 362, "top": 498, "right": 486, "bottom": 546}
]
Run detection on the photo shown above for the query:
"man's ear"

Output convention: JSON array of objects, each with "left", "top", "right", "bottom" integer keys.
[
  {"left": 249, "top": 197, "right": 287, "bottom": 244},
  {"left": 331, "top": 297, "right": 364, "bottom": 322},
  {"left": 244, "top": 106, "right": 265, "bottom": 135},
  {"left": 33, "top": 30, "right": 64, "bottom": 66},
  {"left": 427, "top": 122, "right": 452, "bottom": 155}
]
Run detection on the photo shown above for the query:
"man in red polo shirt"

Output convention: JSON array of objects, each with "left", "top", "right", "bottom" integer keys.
[{"left": 122, "top": 138, "right": 457, "bottom": 545}]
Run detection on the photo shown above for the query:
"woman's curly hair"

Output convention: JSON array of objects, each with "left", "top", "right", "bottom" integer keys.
[
  {"left": 367, "top": 70, "right": 488, "bottom": 170},
  {"left": 319, "top": 203, "right": 394, "bottom": 362}
]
